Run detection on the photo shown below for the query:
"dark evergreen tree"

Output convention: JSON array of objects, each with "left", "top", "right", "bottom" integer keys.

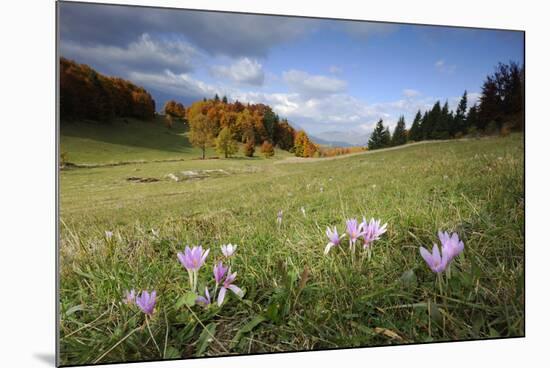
[
  {"left": 391, "top": 115, "right": 408, "bottom": 146},
  {"left": 454, "top": 90, "right": 468, "bottom": 135},
  {"left": 382, "top": 126, "right": 392, "bottom": 147},
  {"left": 214, "top": 94, "right": 220, "bottom": 102},
  {"left": 408, "top": 110, "right": 423, "bottom": 141},
  {"left": 478, "top": 76, "right": 500, "bottom": 131},
  {"left": 262, "top": 108, "right": 279, "bottom": 143},
  {"left": 222, "top": 95, "right": 228, "bottom": 104},
  {"left": 420, "top": 111, "right": 429, "bottom": 140},
  {"left": 433, "top": 101, "right": 451, "bottom": 139},
  {"left": 423, "top": 101, "right": 441, "bottom": 139},
  {"left": 368, "top": 119, "right": 386, "bottom": 150},
  {"left": 465, "top": 104, "right": 479, "bottom": 132}
]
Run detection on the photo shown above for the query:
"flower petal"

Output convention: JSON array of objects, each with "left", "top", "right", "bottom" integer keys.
[
  {"left": 217, "top": 287, "right": 227, "bottom": 306},
  {"left": 228, "top": 284, "right": 244, "bottom": 298}
]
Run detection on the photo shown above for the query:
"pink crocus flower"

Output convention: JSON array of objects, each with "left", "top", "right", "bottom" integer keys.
[
  {"left": 213, "top": 261, "right": 228, "bottom": 285},
  {"left": 438, "top": 231, "right": 464, "bottom": 260},
  {"left": 346, "top": 218, "right": 365, "bottom": 248},
  {"left": 123, "top": 289, "right": 136, "bottom": 305},
  {"left": 419, "top": 244, "right": 450, "bottom": 273},
  {"left": 324, "top": 226, "right": 344, "bottom": 255},
  {"left": 277, "top": 210, "right": 283, "bottom": 225},
  {"left": 177, "top": 246, "right": 210, "bottom": 292},
  {"left": 217, "top": 270, "right": 244, "bottom": 306},
  {"left": 195, "top": 287, "right": 211, "bottom": 307},
  {"left": 221, "top": 244, "right": 237, "bottom": 258},
  {"left": 136, "top": 290, "right": 157, "bottom": 316},
  {"left": 361, "top": 217, "right": 388, "bottom": 248},
  {"left": 177, "top": 246, "right": 210, "bottom": 272}
]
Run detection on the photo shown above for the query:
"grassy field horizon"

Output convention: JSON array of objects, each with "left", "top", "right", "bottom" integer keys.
[{"left": 59, "top": 120, "right": 524, "bottom": 365}]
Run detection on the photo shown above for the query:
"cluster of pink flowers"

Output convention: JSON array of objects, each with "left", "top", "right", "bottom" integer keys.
[
  {"left": 324, "top": 219, "right": 465, "bottom": 277},
  {"left": 122, "top": 243, "right": 243, "bottom": 317},
  {"left": 419, "top": 231, "right": 465, "bottom": 274},
  {"left": 177, "top": 244, "right": 243, "bottom": 307},
  {"left": 122, "top": 289, "right": 157, "bottom": 316},
  {"left": 324, "top": 217, "right": 388, "bottom": 255}
]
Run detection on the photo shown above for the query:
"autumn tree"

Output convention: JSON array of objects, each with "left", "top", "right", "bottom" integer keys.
[
  {"left": 260, "top": 140, "right": 275, "bottom": 158},
  {"left": 243, "top": 136, "right": 255, "bottom": 157},
  {"left": 59, "top": 58, "right": 155, "bottom": 122},
  {"left": 293, "top": 130, "right": 308, "bottom": 157},
  {"left": 164, "top": 100, "right": 185, "bottom": 120},
  {"left": 215, "top": 127, "right": 238, "bottom": 158},
  {"left": 189, "top": 113, "right": 216, "bottom": 159}
]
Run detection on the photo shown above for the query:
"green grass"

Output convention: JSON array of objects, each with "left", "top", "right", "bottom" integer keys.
[
  {"left": 60, "top": 117, "right": 292, "bottom": 164},
  {"left": 59, "top": 128, "right": 524, "bottom": 366}
]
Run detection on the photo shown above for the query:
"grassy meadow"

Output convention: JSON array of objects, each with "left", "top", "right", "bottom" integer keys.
[{"left": 59, "top": 119, "right": 524, "bottom": 365}]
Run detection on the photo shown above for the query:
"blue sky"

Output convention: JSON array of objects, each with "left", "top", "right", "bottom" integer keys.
[{"left": 59, "top": 2, "right": 523, "bottom": 140}]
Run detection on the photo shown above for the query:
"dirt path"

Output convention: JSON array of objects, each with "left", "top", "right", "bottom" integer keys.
[{"left": 276, "top": 139, "right": 458, "bottom": 164}]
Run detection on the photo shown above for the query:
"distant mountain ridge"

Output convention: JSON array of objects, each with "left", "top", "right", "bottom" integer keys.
[{"left": 311, "top": 130, "right": 371, "bottom": 147}]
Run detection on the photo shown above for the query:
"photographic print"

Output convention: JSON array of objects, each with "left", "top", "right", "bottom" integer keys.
[{"left": 57, "top": 1, "right": 525, "bottom": 366}]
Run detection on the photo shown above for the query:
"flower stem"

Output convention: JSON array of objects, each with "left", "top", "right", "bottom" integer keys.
[{"left": 146, "top": 316, "right": 161, "bottom": 356}]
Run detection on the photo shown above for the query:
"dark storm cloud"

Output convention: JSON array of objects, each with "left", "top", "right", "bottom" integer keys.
[{"left": 58, "top": 2, "right": 316, "bottom": 58}]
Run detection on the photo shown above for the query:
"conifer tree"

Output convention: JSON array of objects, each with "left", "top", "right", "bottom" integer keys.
[
  {"left": 433, "top": 101, "right": 451, "bottom": 139},
  {"left": 368, "top": 119, "right": 386, "bottom": 150},
  {"left": 409, "top": 110, "right": 423, "bottom": 141},
  {"left": 466, "top": 104, "right": 479, "bottom": 132},
  {"left": 454, "top": 90, "right": 468, "bottom": 135},
  {"left": 391, "top": 115, "right": 408, "bottom": 146},
  {"left": 382, "top": 126, "right": 391, "bottom": 147}
]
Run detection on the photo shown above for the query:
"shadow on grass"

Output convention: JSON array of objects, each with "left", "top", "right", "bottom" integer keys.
[{"left": 60, "top": 118, "right": 194, "bottom": 154}]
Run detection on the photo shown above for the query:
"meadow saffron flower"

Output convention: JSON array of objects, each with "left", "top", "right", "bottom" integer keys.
[
  {"left": 324, "top": 226, "right": 344, "bottom": 255},
  {"left": 136, "top": 290, "right": 156, "bottom": 315},
  {"left": 217, "top": 270, "right": 244, "bottom": 306},
  {"left": 361, "top": 218, "right": 388, "bottom": 248},
  {"left": 419, "top": 244, "right": 450, "bottom": 273},
  {"left": 195, "top": 287, "right": 211, "bottom": 307},
  {"left": 221, "top": 244, "right": 237, "bottom": 258},
  {"left": 123, "top": 289, "right": 135, "bottom": 305},
  {"left": 277, "top": 210, "right": 283, "bottom": 225},
  {"left": 177, "top": 246, "right": 210, "bottom": 272},
  {"left": 213, "top": 261, "right": 228, "bottom": 285},
  {"left": 105, "top": 231, "right": 113, "bottom": 240},
  {"left": 346, "top": 218, "right": 365, "bottom": 249},
  {"left": 438, "top": 231, "right": 464, "bottom": 260},
  {"left": 301, "top": 206, "right": 306, "bottom": 217},
  {"left": 177, "top": 246, "right": 210, "bottom": 292}
]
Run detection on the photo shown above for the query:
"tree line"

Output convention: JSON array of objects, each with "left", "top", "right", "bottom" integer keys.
[
  {"left": 59, "top": 58, "right": 156, "bottom": 122},
  {"left": 185, "top": 95, "right": 317, "bottom": 159},
  {"left": 59, "top": 58, "right": 316, "bottom": 158},
  {"left": 368, "top": 61, "right": 524, "bottom": 150}
]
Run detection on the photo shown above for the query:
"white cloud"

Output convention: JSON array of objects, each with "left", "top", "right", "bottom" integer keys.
[
  {"left": 402, "top": 89, "right": 421, "bottom": 98},
  {"left": 210, "top": 58, "right": 265, "bottom": 86},
  {"left": 128, "top": 70, "right": 223, "bottom": 100},
  {"left": 60, "top": 33, "right": 199, "bottom": 74},
  {"left": 435, "top": 59, "right": 457, "bottom": 74},
  {"left": 282, "top": 70, "right": 348, "bottom": 97}
]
